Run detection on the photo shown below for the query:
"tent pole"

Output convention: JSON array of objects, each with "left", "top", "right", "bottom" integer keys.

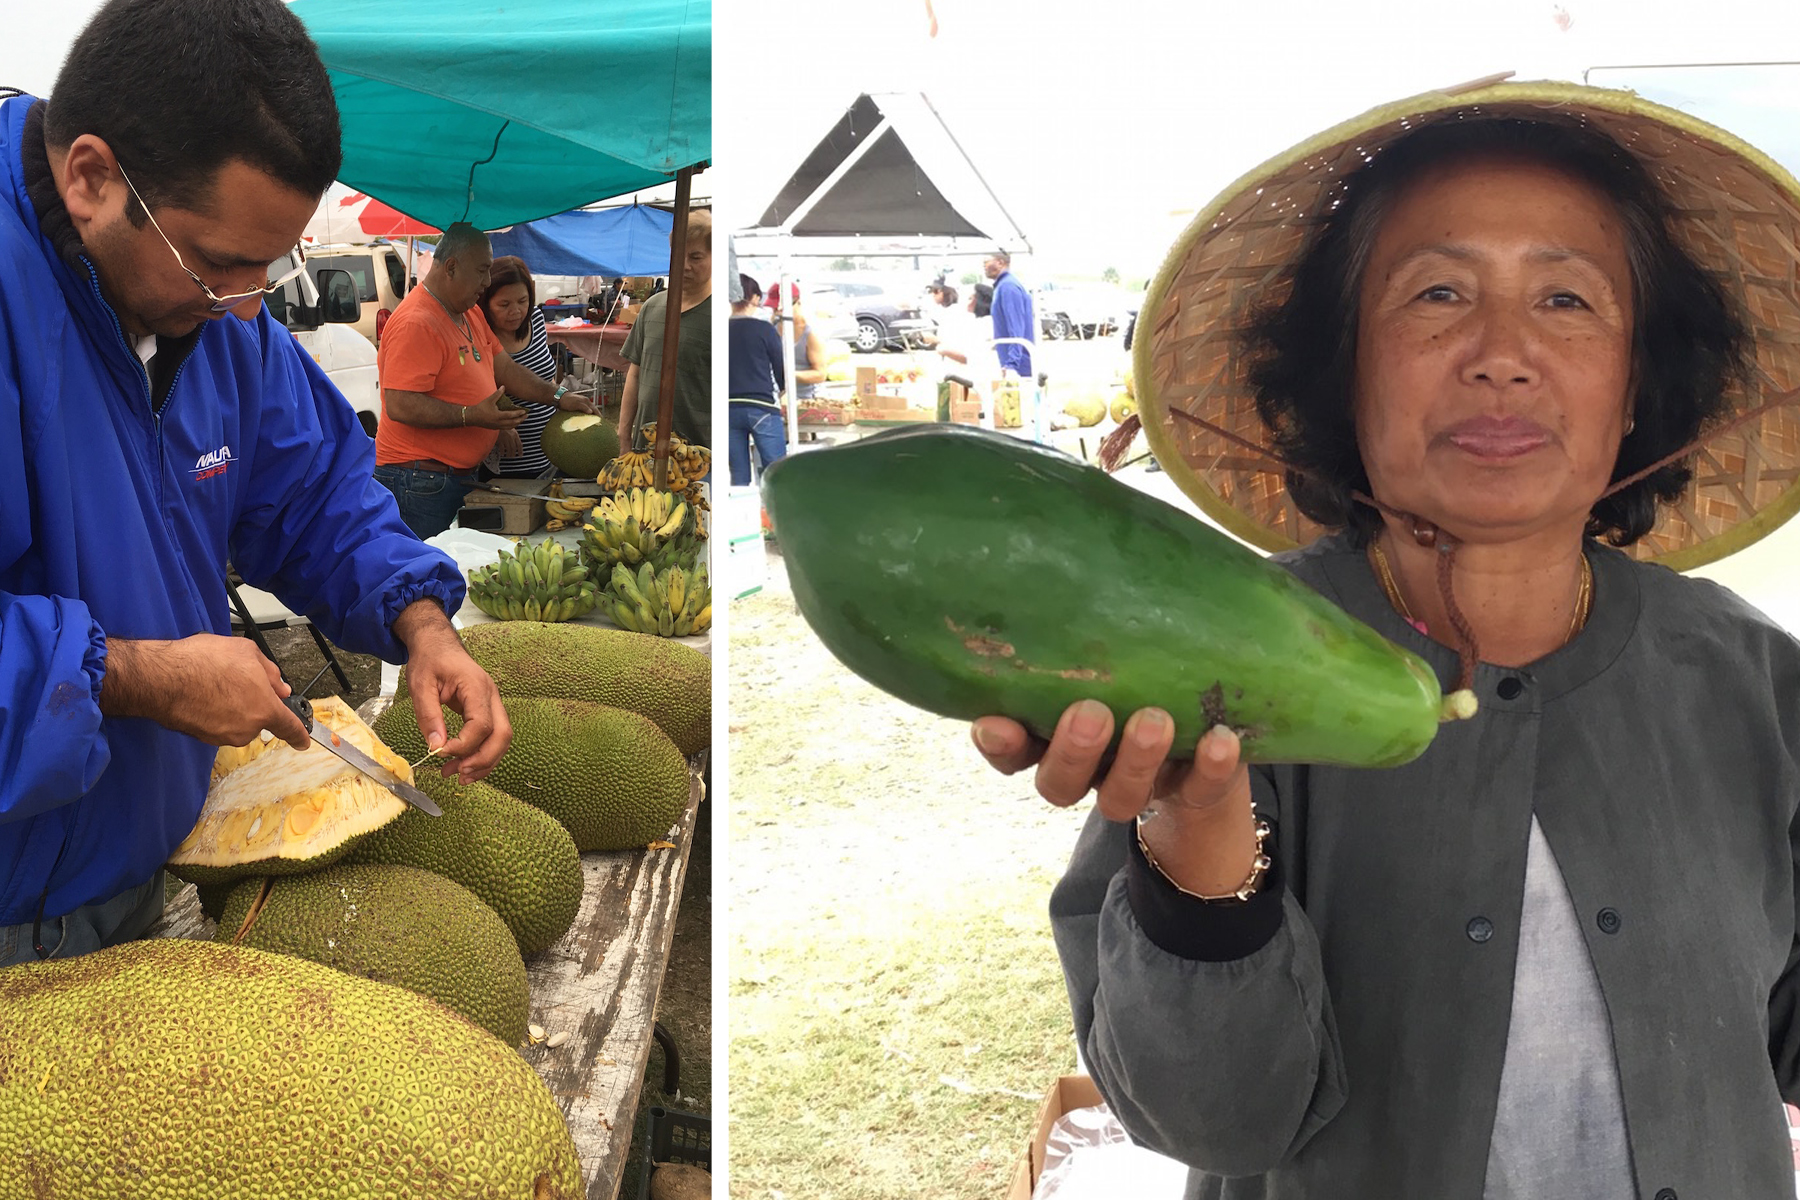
[
  {"left": 652, "top": 165, "right": 697, "bottom": 492},
  {"left": 779, "top": 246, "right": 797, "bottom": 450}
]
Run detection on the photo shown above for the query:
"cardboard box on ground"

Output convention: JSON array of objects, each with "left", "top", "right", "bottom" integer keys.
[{"left": 1006, "top": 1075, "right": 1103, "bottom": 1200}]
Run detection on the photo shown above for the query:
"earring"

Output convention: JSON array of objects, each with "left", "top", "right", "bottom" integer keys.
[{"left": 1624, "top": 415, "right": 1636, "bottom": 436}]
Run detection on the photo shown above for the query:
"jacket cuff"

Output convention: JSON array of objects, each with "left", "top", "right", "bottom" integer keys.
[
  {"left": 380, "top": 577, "right": 466, "bottom": 659},
  {"left": 1125, "top": 823, "right": 1285, "bottom": 962},
  {"left": 86, "top": 617, "right": 108, "bottom": 703}
]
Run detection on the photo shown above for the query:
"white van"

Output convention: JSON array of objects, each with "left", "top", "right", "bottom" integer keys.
[
  {"left": 302, "top": 243, "right": 409, "bottom": 347},
  {"left": 267, "top": 251, "right": 381, "bottom": 437}
]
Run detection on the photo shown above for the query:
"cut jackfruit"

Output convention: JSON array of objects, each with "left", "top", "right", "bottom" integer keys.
[
  {"left": 167, "top": 697, "right": 410, "bottom": 886},
  {"left": 0, "top": 939, "right": 582, "bottom": 1198}
]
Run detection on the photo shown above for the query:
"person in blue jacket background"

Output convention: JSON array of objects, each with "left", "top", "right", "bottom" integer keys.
[{"left": 0, "top": 0, "right": 514, "bottom": 968}]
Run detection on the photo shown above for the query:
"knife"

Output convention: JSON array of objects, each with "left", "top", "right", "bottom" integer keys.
[{"left": 282, "top": 695, "right": 442, "bottom": 816}]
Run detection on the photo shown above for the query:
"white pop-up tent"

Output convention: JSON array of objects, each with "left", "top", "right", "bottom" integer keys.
[{"left": 734, "top": 91, "right": 1032, "bottom": 445}]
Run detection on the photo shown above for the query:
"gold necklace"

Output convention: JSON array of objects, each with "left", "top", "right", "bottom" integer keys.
[{"left": 1368, "top": 537, "right": 1593, "bottom": 644}]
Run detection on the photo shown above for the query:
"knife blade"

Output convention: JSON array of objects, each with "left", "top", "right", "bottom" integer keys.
[{"left": 282, "top": 695, "right": 442, "bottom": 816}]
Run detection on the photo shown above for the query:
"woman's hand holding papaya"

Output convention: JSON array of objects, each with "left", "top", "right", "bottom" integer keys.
[{"left": 973, "top": 701, "right": 1263, "bottom": 897}]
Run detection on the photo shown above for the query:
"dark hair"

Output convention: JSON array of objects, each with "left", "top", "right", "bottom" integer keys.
[
  {"left": 940, "top": 285, "right": 959, "bottom": 308},
  {"left": 1239, "top": 115, "right": 1749, "bottom": 547},
  {"left": 737, "top": 273, "right": 762, "bottom": 302},
  {"left": 435, "top": 222, "right": 489, "bottom": 265},
  {"left": 988, "top": 249, "right": 1011, "bottom": 267},
  {"left": 972, "top": 282, "right": 994, "bottom": 318},
  {"left": 479, "top": 255, "right": 536, "bottom": 337},
  {"left": 44, "top": 0, "right": 340, "bottom": 221}
]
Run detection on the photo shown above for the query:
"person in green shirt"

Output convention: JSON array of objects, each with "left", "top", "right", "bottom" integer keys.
[{"left": 618, "top": 210, "right": 712, "bottom": 455}]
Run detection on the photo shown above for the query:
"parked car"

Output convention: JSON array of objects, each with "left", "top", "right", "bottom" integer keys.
[
  {"left": 815, "top": 278, "right": 933, "bottom": 352},
  {"left": 1036, "top": 280, "right": 1131, "bottom": 340},
  {"left": 267, "top": 251, "right": 381, "bottom": 437},
  {"left": 303, "top": 243, "right": 409, "bottom": 346}
]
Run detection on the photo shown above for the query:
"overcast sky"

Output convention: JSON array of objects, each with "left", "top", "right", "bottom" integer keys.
[{"left": 7, "top": 0, "right": 1799, "bottom": 278}]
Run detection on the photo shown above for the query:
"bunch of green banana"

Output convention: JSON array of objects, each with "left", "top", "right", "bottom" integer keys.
[
  {"left": 466, "top": 538, "right": 599, "bottom": 623},
  {"left": 579, "top": 487, "right": 703, "bottom": 575},
  {"left": 604, "top": 560, "right": 711, "bottom": 638}
]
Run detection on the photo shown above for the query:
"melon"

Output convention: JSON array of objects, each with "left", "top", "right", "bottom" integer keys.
[{"left": 540, "top": 412, "right": 622, "bottom": 479}]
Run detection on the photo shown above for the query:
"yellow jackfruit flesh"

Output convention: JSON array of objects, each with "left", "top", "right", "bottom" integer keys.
[
  {"left": 376, "top": 696, "right": 691, "bottom": 852},
  {"left": 0, "top": 938, "right": 582, "bottom": 1199},
  {"left": 215, "top": 862, "right": 531, "bottom": 1046},
  {"left": 168, "top": 697, "right": 410, "bottom": 887},
  {"left": 343, "top": 771, "right": 585, "bottom": 956}
]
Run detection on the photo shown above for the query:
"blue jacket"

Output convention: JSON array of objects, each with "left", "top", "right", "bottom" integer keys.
[
  {"left": 990, "top": 270, "right": 1034, "bottom": 376},
  {"left": 0, "top": 95, "right": 464, "bottom": 928}
]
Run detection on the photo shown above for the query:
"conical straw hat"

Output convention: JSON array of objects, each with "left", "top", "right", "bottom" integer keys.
[{"left": 1134, "top": 77, "right": 1800, "bottom": 571}]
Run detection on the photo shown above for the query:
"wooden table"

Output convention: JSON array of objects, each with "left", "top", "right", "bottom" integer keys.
[{"left": 146, "top": 756, "right": 706, "bottom": 1200}]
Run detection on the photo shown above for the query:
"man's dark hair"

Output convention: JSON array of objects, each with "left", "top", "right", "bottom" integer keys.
[
  {"left": 989, "top": 249, "right": 1012, "bottom": 267},
  {"left": 434, "top": 222, "right": 489, "bottom": 266},
  {"left": 737, "top": 273, "right": 762, "bottom": 302},
  {"left": 973, "top": 282, "right": 994, "bottom": 318},
  {"left": 1239, "top": 115, "right": 1748, "bottom": 547},
  {"left": 44, "top": 0, "right": 341, "bottom": 221},
  {"left": 478, "top": 255, "right": 536, "bottom": 336}
]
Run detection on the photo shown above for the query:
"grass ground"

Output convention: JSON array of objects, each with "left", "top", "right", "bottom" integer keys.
[
  {"left": 727, "top": 553, "right": 1082, "bottom": 1200},
  {"left": 256, "top": 625, "right": 711, "bottom": 1195}
]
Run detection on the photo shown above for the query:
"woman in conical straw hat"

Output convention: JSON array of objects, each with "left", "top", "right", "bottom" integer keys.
[{"left": 975, "top": 78, "right": 1800, "bottom": 1197}]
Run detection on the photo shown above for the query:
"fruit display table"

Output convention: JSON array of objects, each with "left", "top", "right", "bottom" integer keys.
[
  {"left": 544, "top": 321, "right": 631, "bottom": 372},
  {"left": 148, "top": 746, "right": 706, "bottom": 1200}
]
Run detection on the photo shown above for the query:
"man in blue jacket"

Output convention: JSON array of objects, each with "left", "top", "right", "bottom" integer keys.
[
  {"left": 0, "top": 0, "right": 513, "bottom": 967},
  {"left": 984, "top": 249, "right": 1035, "bottom": 379}
]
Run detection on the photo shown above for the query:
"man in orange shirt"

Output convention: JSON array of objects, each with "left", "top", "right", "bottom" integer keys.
[{"left": 374, "top": 223, "right": 589, "bottom": 538}]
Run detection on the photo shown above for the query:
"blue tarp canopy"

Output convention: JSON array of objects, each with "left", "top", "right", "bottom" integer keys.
[
  {"left": 290, "top": 0, "right": 710, "bottom": 230},
  {"left": 489, "top": 205, "right": 675, "bottom": 275}
]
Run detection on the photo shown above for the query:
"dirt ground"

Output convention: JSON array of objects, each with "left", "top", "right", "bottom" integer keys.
[{"left": 256, "top": 625, "right": 712, "bottom": 1191}]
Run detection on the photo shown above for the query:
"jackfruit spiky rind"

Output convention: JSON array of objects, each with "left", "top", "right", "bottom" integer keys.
[
  {"left": 0, "top": 939, "right": 582, "bottom": 1199},
  {"left": 342, "top": 771, "right": 584, "bottom": 956},
  {"left": 448, "top": 621, "right": 711, "bottom": 755},
  {"left": 168, "top": 698, "right": 411, "bottom": 886},
  {"left": 375, "top": 697, "right": 690, "bottom": 852},
  {"left": 215, "top": 863, "right": 530, "bottom": 1047}
]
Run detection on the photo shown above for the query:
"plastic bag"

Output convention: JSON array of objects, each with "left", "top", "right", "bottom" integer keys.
[{"left": 1034, "top": 1103, "right": 1188, "bottom": 1200}]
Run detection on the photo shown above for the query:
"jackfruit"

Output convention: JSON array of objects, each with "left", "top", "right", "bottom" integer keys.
[
  {"left": 343, "top": 770, "right": 584, "bottom": 956},
  {"left": 215, "top": 863, "right": 530, "bottom": 1047},
  {"left": 168, "top": 697, "right": 410, "bottom": 886},
  {"left": 0, "top": 939, "right": 582, "bottom": 1199},
  {"left": 376, "top": 696, "right": 691, "bottom": 852},
  {"left": 450, "top": 621, "right": 711, "bottom": 755}
]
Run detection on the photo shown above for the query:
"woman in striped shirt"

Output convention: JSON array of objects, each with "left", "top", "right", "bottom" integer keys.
[{"left": 479, "top": 255, "right": 561, "bottom": 477}]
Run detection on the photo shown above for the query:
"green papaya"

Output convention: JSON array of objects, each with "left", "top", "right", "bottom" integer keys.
[{"left": 760, "top": 425, "right": 1469, "bottom": 768}]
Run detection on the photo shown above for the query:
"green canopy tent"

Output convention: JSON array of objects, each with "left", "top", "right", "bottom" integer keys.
[{"left": 291, "top": 0, "right": 711, "bottom": 485}]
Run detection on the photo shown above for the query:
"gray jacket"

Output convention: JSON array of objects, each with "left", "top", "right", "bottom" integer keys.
[{"left": 1052, "top": 533, "right": 1800, "bottom": 1199}]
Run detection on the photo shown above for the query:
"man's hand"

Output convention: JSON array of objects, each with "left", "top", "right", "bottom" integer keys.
[
  {"left": 465, "top": 389, "right": 531, "bottom": 431},
  {"left": 100, "top": 634, "right": 311, "bottom": 750},
  {"left": 394, "top": 599, "right": 512, "bottom": 782}
]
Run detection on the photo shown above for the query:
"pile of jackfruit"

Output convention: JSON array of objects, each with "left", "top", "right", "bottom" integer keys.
[{"left": 1, "top": 623, "right": 714, "bottom": 1194}]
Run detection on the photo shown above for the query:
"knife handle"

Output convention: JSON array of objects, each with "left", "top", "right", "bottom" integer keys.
[{"left": 282, "top": 693, "right": 314, "bottom": 731}]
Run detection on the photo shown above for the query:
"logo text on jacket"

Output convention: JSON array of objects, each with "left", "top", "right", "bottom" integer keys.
[{"left": 192, "top": 445, "right": 232, "bottom": 482}]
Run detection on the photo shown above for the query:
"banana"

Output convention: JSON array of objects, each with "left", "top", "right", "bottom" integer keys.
[
  {"left": 666, "top": 567, "right": 686, "bottom": 617},
  {"left": 559, "top": 566, "right": 588, "bottom": 586},
  {"left": 545, "top": 518, "right": 569, "bottom": 532},
  {"left": 692, "top": 604, "right": 711, "bottom": 631}
]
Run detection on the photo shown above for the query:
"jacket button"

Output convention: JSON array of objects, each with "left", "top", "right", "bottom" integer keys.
[
  {"left": 1497, "top": 676, "right": 1524, "bottom": 700},
  {"left": 1597, "top": 907, "right": 1622, "bottom": 934},
  {"left": 1466, "top": 916, "right": 1494, "bottom": 943},
  {"left": 1654, "top": 1190, "right": 1676, "bottom": 1200}
]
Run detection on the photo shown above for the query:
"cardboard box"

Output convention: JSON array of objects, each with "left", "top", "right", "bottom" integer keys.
[
  {"left": 797, "top": 402, "right": 854, "bottom": 426},
  {"left": 1005, "top": 1075, "right": 1105, "bottom": 1200},
  {"left": 950, "top": 400, "right": 984, "bottom": 425},
  {"left": 456, "top": 479, "right": 547, "bottom": 536},
  {"left": 617, "top": 303, "right": 639, "bottom": 327},
  {"left": 855, "top": 366, "right": 879, "bottom": 400}
]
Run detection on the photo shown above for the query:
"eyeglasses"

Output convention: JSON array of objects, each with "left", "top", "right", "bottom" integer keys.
[{"left": 116, "top": 162, "right": 305, "bottom": 312}]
